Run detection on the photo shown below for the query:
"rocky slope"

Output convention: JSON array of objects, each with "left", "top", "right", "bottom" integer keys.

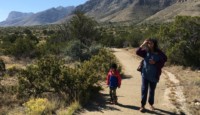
[
  {"left": 0, "top": 6, "right": 74, "bottom": 27},
  {"left": 76, "top": 0, "right": 176, "bottom": 23},
  {"left": 143, "top": 0, "right": 200, "bottom": 23}
]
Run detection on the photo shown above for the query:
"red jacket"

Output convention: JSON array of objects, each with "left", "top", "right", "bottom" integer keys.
[{"left": 106, "top": 69, "right": 121, "bottom": 87}]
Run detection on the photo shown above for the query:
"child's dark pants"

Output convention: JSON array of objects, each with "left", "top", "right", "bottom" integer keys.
[{"left": 109, "top": 87, "right": 117, "bottom": 102}]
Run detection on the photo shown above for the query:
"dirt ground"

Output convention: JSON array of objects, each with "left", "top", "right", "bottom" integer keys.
[{"left": 80, "top": 48, "right": 177, "bottom": 115}]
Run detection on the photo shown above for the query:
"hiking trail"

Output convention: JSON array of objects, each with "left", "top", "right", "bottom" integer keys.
[{"left": 80, "top": 48, "right": 181, "bottom": 115}]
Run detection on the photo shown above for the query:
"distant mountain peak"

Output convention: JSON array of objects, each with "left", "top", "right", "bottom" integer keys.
[
  {"left": 6, "top": 11, "right": 34, "bottom": 21},
  {"left": 0, "top": 6, "right": 75, "bottom": 27}
]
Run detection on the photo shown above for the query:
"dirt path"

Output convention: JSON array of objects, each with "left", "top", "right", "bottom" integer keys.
[{"left": 80, "top": 48, "right": 176, "bottom": 115}]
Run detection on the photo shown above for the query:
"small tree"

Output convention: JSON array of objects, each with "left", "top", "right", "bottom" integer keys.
[
  {"left": 68, "top": 11, "right": 99, "bottom": 47},
  {"left": 10, "top": 38, "right": 35, "bottom": 58}
]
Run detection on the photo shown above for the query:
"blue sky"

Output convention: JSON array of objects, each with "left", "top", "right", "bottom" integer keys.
[{"left": 0, "top": 0, "right": 88, "bottom": 22}]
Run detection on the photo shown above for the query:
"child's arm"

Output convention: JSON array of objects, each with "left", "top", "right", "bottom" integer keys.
[
  {"left": 106, "top": 71, "right": 111, "bottom": 86},
  {"left": 116, "top": 71, "right": 121, "bottom": 88}
]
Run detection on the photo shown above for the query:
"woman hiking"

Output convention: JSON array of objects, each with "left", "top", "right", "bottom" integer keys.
[{"left": 136, "top": 38, "right": 167, "bottom": 112}]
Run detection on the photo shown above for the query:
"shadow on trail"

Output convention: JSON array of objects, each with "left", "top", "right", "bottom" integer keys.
[
  {"left": 137, "top": 108, "right": 178, "bottom": 115},
  {"left": 117, "top": 102, "right": 178, "bottom": 115},
  {"left": 121, "top": 74, "right": 132, "bottom": 79},
  {"left": 155, "top": 108, "right": 179, "bottom": 115},
  {"left": 80, "top": 91, "right": 178, "bottom": 115},
  {"left": 79, "top": 93, "right": 120, "bottom": 113},
  {"left": 116, "top": 103, "right": 140, "bottom": 110}
]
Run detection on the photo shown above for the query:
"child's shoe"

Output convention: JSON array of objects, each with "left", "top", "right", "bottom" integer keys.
[
  {"left": 113, "top": 100, "right": 117, "bottom": 104},
  {"left": 113, "top": 96, "right": 118, "bottom": 104},
  {"left": 109, "top": 100, "right": 114, "bottom": 104}
]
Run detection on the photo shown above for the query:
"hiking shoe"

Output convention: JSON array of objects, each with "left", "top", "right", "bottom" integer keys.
[
  {"left": 139, "top": 107, "right": 145, "bottom": 112},
  {"left": 150, "top": 105, "right": 155, "bottom": 111}
]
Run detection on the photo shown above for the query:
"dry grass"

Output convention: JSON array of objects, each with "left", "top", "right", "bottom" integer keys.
[
  {"left": 0, "top": 56, "right": 14, "bottom": 64},
  {"left": 0, "top": 75, "right": 21, "bottom": 114},
  {"left": 0, "top": 55, "right": 82, "bottom": 115},
  {"left": 0, "top": 55, "right": 32, "bottom": 70},
  {"left": 165, "top": 66, "right": 200, "bottom": 115},
  {"left": 0, "top": 92, "right": 22, "bottom": 114},
  {"left": 0, "top": 56, "right": 30, "bottom": 114},
  {"left": 56, "top": 101, "right": 81, "bottom": 115},
  {"left": 0, "top": 76, "right": 18, "bottom": 86}
]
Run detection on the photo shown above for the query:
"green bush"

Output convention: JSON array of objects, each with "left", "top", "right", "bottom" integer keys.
[
  {"left": 68, "top": 11, "right": 99, "bottom": 46},
  {"left": 18, "top": 55, "right": 64, "bottom": 97},
  {"left": 18, "top": 48, "right": 118, "bottom": 105},
  {"left": 65, "top": 40, "right": 82, "bottom": 60},
  {"left": 6, "top": 66, "right": 20, "bottom": 76},
  {"left": 159, "top": 16, "right": 200, "bottom": 67}
]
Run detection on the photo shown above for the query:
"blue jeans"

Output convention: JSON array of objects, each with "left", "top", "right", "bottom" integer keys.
[{"left": 141, "top": 78, "right": 157, "bottom": 107}]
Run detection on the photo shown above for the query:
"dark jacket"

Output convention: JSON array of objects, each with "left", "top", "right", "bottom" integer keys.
[{"left": 136, "top": 47, "right": 167, "bottom": 81}]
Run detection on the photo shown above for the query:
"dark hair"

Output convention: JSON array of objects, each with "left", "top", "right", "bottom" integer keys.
[
  {"left": 147, "top": 38, "right": 159, "bottom": 52},
  {"left": 111, "top": 63, "right": 117, "bottom": 69}
]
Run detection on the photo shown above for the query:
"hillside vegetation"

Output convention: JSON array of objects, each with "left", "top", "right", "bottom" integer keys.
[
  {"left": 144, "top": 1, "right": 200, "bottom": 23},
  {"left": 0, "top": 12, "right": 119, "bottom": 114},
  {"left": 0, "top": 13, "right": 199, "bottom": 114},
  {"left": 76, "top": 0, "right": 176, "bottom": 23}
]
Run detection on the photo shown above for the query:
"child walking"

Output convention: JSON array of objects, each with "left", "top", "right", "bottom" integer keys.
[{"left": 106, "top": 63, "right": 121, "bottom": 104}]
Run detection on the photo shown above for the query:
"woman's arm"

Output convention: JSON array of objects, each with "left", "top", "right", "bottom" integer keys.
[
  {"left": 136, "top": 40, "right": 148, "bottom": 58},
  {"left": 136, "top": 47, "right": 147, "bottom": 58}
]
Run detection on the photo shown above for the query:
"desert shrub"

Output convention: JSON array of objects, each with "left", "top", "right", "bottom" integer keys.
[
  {"left": 166, "top": 40, "right": 187, "bottom": 65},
  {"left": 7, "top": 38, "right": 36, "bottom": 58},
  {"left": 65, "top": 40, "right": 103, "bottom": 61},
  {"left": 23, "top": 98, "right": 53, "bottom": 115},
  {"left": 159, "top": 16, "right": 200, "bottom": 67},
  {"left": 65, "top": 40, "right": 82, "bottom": 60},
  {"left": 34, "top": 41, "right": 50, "bottom": 58},
  {"left": 6, "top": 66, "right": 21, "bottom": 76},
  {"left": 18, "top": 55, "right": 64, "bottom": 97},
  {"left": 18, "top": 48, "right": 117, "bottom": 105}
]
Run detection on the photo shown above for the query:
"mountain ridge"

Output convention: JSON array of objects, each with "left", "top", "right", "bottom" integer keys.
[
  {"left": 75, "top": 0, "right": 176, "bottom": 23},
  {"left": 5, "top": 11, "right": 34, "bottom": 21},
  {"left": 0, "top": 0, "right": 199, "bottom": 27},
  {"left": 0, "top": 6, "right": 75, "bottom": 27}
]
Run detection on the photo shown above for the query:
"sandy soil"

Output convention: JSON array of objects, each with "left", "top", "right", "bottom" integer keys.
[{"left": 80, "top": 48, "right": 177, "bottom": 115}]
